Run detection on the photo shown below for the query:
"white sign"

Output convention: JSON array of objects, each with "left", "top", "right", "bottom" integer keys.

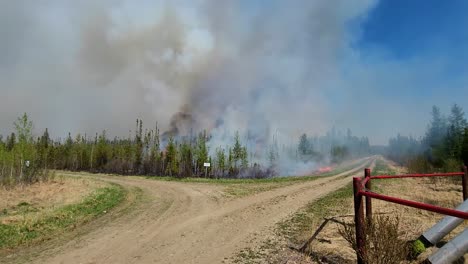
[
  {"left": 25, "top": 160, "right": 30, "bottom": 167},
  {"left": 204, "top": 163, "right": 211, "bottom": 167}
]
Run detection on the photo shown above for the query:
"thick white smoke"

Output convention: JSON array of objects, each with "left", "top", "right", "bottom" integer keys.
[{"left": 0, "top": 0, "right": 379, "bottom": 145}]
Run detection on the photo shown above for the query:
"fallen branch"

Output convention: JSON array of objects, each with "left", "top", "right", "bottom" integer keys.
[
  {"left": 297, "top": 214, "right": 354, "bottom": 252},
  {"left": 295, "top": 212, "right": 390, "bottom": 253}
]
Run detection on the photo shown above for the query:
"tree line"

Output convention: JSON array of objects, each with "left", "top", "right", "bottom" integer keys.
[
  {"left": 0, "top": 114, "right": 371, "bottom": 186},
  {"left": 386, "top": 104, "right": 468, "bottom": 172},
  {"left": 296, "top": 128, "right": 370, "bottom": 164}
]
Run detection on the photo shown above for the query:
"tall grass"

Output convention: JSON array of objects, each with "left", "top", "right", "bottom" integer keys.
[{"left": 339, "top": 215, "right": 409, "bottom": 264}]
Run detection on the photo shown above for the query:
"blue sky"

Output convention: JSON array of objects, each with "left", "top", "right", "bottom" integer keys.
[
  {"left": 361, "top": 0, "right": 468, "bottom": 58},
  {"left": 359, "top": 0, "right": 468, "bottom": 88},
  {"left": 329, "top": 0, "right": 468, "bottom": 143}
]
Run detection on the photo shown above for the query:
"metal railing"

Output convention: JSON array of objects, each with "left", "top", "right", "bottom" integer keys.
[{"left": 352, "top": 166, "right": 468, "bottom": 264}]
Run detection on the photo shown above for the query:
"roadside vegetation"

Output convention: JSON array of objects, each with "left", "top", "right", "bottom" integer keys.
[
  {"left": 0, "top": 181, "right": 125, "bottom": 250},
  {"left": 0, "top": 114, "right": 53, "bottom": 187}
]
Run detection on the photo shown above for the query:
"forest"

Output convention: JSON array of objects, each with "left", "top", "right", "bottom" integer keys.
[
  {"left": 0, "top": 114, "right": 370, "bottom": 186},
  {"left": 2, "top": 103, "right": 465, "bottom": 187},
  {"left": 386, "top": 104, "right": 468, "bottom": 172}
]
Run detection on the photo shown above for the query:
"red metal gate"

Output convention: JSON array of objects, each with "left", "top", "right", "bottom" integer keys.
[{"left": 353, "top": 166, "right": 468, "bottom": 264}]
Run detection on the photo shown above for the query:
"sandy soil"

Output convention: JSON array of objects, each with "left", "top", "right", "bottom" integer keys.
[{"left": 2, "top": 158, "right": 374, "bottom": 264}]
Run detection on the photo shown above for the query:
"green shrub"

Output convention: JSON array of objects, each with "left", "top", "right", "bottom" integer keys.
[{"left": 410, "top": 239, "right": 426, "bottom": 258}]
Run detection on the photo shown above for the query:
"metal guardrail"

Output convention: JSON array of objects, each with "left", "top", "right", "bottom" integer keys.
[{"left": 352, "top": 166, "right": 468, "bottom": 264}]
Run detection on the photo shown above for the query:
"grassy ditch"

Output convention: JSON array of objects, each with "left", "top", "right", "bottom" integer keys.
[
  {"left": 0, "top": 184, "right": 125, "bottom": 250},
  {"left": 372, "top": 159, "right": 397, "bottom": 175},
  {"left": 277, "top": 182, "right": 354, "bottom": 244}
]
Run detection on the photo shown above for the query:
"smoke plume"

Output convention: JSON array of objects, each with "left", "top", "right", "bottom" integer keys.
[{"left": 0, "top": 0, "right": 377, "bottom": 141}]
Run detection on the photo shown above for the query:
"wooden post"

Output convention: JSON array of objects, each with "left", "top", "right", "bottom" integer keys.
[
  {"left": 353, "top": 177, "right": 366, "bottom": 264},
  {"left": 462, "top": 165, "right": 468, "bottom": 201},
  {"left": 365, "top": 168, "right": 372, "bottom": 224}
]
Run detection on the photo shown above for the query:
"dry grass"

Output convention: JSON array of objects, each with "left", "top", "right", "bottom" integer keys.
[
  {"left": 306, "top": 171, "right": 468, "bottom": 263},
  {"left": 339, "top": 215, "right": 410, "bottom": 264},
  {"left": 0, "top": 174, "right": 106, "bottom": 225},
  {"left": 266, "top": 158, "right": 467, "bottom": 263}
]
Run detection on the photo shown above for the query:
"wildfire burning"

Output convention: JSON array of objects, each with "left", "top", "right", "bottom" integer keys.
[{"left": 318, "top": 166, "right": 333, "bottom": 173}]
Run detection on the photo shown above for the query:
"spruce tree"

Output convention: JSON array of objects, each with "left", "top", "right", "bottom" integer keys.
[
  {"left": 179, "top": 141, "right": 193, "bottom": 177},
  {"left": 134, "top": 119, "right": 143, "bottom": 173},
  {"left": 215, "top": 147, "right": 225, "bottom": 178},
  {"left": 241, "top": 147, "right": 249, "bottom": 169},
  {"left": 195, "top": 132, "right": 208, "bottom": 176},
  {"left": 448, "top": 104, "right": 467, "bottom": 159},
  {"left": 298, "top": 133, "right": 310, "bottom": 156},
  {"left": 232, "top": 132, "right": 243, "bottom": 169},
  {"left": 150, "top": 124, "right": 161, "bottom": 174},
  {"left": 95, "top": 131, "right": 109, "bottom": 170},
  {"left": 6, "top": 133, "right": 16, "bottom": 151},
  {"left": 461, "top": 128, "right": 468, "bottom": 165},
  {"left": 165, "top": 137, "right": 178, "bottom": 177}
]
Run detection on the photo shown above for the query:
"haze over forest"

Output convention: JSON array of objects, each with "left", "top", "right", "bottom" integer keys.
[{"left": 1, "top": 0, "right": 468, "bottom": 146}]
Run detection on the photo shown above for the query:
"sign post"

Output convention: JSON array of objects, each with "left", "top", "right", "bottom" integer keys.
[{"left": 204, "top": 162, "right": 210, "bottom": 178}]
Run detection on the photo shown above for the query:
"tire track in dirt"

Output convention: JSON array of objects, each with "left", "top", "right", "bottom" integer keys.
[{"left": 16, "top": 157, "right": 375, "bottom": 264}]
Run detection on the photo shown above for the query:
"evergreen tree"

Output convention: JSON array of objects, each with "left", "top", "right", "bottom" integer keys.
[
  {"left": 462, "top": 128, "right": 468, "bottom": 165},
  {"left": 6, "top": 133, "right": 16, "bottom": 151},
  {"left": 215, "top": 147, "right": 225, "bottom": 178},
  {"left": 149, "top": 124, "right": 161, "bottom": 174},
  {"left": 298, "top": 133, "right": 311, "bottom": 156},
  {"left": 447, "top": 104, "right": 467, "bottom": 159},
  {"left": 41, "top": 128, "right": 50, "bottom": 149},
  {"left": 195, "top": 132, "right": 208, "bottom": 176},
  {"left": 232, "top": 132, "right": 243, "bottom": 169},
  {"left": 179, "top": 141, "right": 193, "bottom": 177},
  {"left": 36, "top": 129, "right": 51, "bottom": 171},
  {"left": 268, "top": 140, "right": 279, "bottom": 169},
  {"left": 228, "top": 148, "right": 234, "bottom": 175},
  {"left": 241, "top": 147, "right": 249, "bottom": 169},
  {"left": 95, "top": 131, "right": 109, "bottom": 170},
  {"left": 425, "top": 106, "right": 447, "bottom": 147},
  {"left": 165, "top": 137, "right": 178, "bottom": 177},
  {"left": 134, "top": 119, "right": 143, "bottom": 173}
]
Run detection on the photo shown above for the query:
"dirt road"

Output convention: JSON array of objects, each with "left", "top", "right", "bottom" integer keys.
[{"left": 19, "top": 158, "right": 375, "bottom": 264}]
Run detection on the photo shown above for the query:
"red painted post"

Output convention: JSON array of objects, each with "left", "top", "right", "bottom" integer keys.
[
  {"left": 463, "top": 166, "right": 468, "bottom": 201},
  {"left": 353, "top": 177, "right": 365, "bottom": 264},
  {"left": 365, "top": 168, "right": 372, "bottom": 224}
]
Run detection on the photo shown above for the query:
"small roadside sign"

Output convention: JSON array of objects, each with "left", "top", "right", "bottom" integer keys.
[{"left": 204, "top": 163, "right": 211, "bottom": 167}]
